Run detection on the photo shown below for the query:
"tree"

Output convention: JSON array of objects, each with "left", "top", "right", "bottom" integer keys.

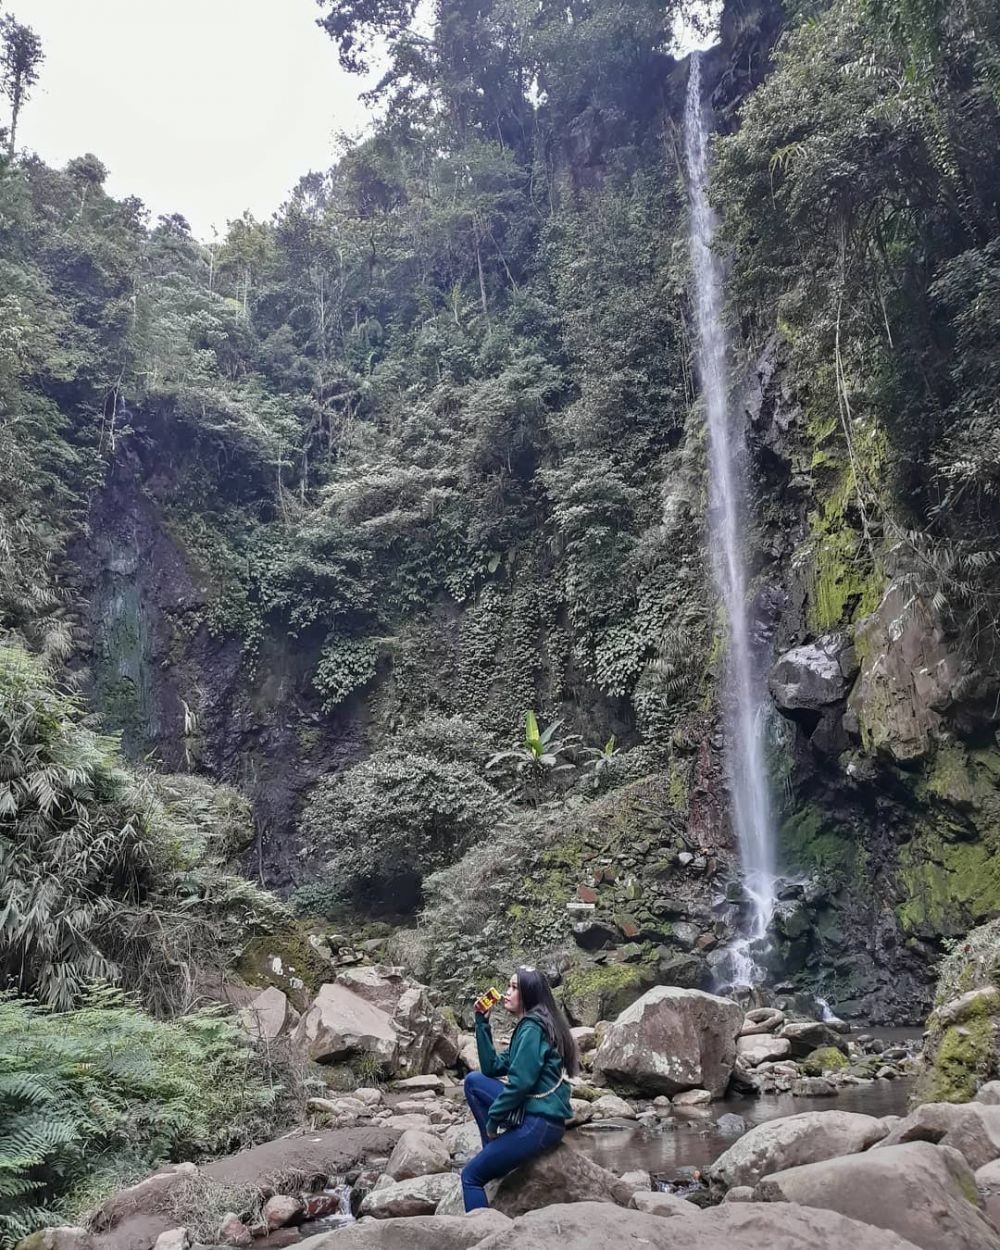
[{"left": 1, "top": 14, "right": 43, "bottom": 159}]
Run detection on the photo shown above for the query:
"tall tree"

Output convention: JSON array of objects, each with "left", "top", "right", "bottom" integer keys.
[{"left": 1, "top": 12, "right": 43, "bottom": 159}]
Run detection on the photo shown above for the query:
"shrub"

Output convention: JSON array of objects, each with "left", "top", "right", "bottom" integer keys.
[
  {"left": 0, "top": 644, "right": 290, "bottom": 1013},
  {"left": 298, "top": 747, "right": 505, "bottom": 910},
  {"left": 0, "top": 990, "right": 294, "bottom": 1248}
]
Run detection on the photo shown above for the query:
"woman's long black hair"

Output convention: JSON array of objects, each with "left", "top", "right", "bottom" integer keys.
[{"left": 516, "top": 966, "right": 579, "bottom": 1077}]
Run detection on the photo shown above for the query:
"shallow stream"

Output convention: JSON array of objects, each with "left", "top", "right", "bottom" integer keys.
[{"left": 570, "top": 1077, "right": 913, "bottom": 1180}]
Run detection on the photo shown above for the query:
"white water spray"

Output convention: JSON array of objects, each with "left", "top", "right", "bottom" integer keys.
[{"left": 684, "top": 52, "right": 776, "bottom": 985}]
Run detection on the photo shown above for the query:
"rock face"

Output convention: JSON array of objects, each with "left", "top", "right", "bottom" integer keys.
[
  {"left": 492, "top": 1143, "right": 634, "bottom": 1216},
  {"left": 472, "top": 1200, "right": 925, "bottom": 1250},
  {"left": 592, "top": 988, "right": 743, "bottom": 1097},
  {"left": 754, "top": 1140, "right": 1000, "bottom": 1250},
  {"left": 769, "top": 634, "right": 856, "bottom": 714},
  {"left": 708, "top": 1110, "right": 888, "bottom": 1193}
]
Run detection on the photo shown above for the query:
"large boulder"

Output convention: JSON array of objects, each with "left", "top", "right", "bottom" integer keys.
[
  {"left": 754, "top": 1141, "right": 1000, "bottom": 1250},
  {"left": 777, "top": 1020, "right": 847, "bottom": 1057},
  {"left": 241, "top": 987, "right": 298, "bottom": 1042},
  {"left": 591, "top": 987, "right": 743, "bottom": 1097},
  {"left": 294, "top": 983, "right": 398, "bottom": 1067},
  {"left": 358, "top": 1172, "right": 461, "bottom": 1219},
  {"left": 708, "top": 1110, "right": 887, "bottom": 1194},
  {"left": 736, "top": 1034, "right": 791, "bottom": 1067},
  {"left": 335, "top": 966, "right": 459, "bottom": 1076},
  {"left": 492, "top": 1142, "right": 634, "bottom": 1216},
  {"left": 472, "top": 1200, "right": 924, "bottom": 1250},
  {"left": 769, "top": 634, "right": 857, "bottom": 714},
  {"left": 295, "top": 1210, "right": 509, "bottom": 1250},
  {"left": 385, "top": 1129, "right": 450, "bottom": 1181},
  {"left": 873, "top": 1101, "right": 1000, "bottom": 1171}
]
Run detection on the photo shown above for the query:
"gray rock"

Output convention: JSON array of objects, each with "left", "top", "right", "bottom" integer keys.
[
  {"left": 672, "top": 1088, "right": 712, "bottom": 1106},
  {"left": 736, "top": 1035, "right": 791, "bottom": 1067},
  {"left": 592, "top": 987, "right": 742, "bottom": 1097},
  {"left": 739, "top": 1008, "right": 785, "bottom": 1037},
  {"left": 492, "top": 1142, "right": 634, "bottom": 1216},
  {"left": 708, "top": 1110, "right": 887, "bottom": 1194},
  {"left": 385, "top": 1128, "right": 450, "bottom": 1180},
  {"left": 241, "top": 987, "right": 298, "bottom": 1042},
  {"left": 778, "top": 1020, "right": 847, "bottom": 1058},
  {"left": 721, "top": 1186, "right": 754, "bottom": 1203},
  {"left": 975, "top": 1081, "right": 1000, "bottom": 1105},
  {"left": 261, "top": 1196, "right": 303, "bottom": 1230},
  {"left": 628, "top": 1191, "right": 700, "bottom": 1219},
  {"left": 754, "top": 1140, "right": 1000, "bottom": 1250},
  {"left": 769, "top": 634, "right": 856, "bottom": 711},
  {"left": 17, "top": 1230, "right": 92, "bottom": 1250},
  {"left": 359, "top": 1171, "right": 461, "bottom": 1218},
  {"left": 590, "top": 1093, "right": 637, "bottom": 1119},
  {"left": 444, "top": 1121, "right": 482, "bottom": 1160},
  {"left": 873, "top": 1101, "right": 1000, "bottom": 1171},
  {"left": 295, "top": 983, "right": 397, "bottom": 1068},
  {"left": 619, "top": 1170, "right": 652, "bottom": 1192},
  {"left": 472, "top": 1200, "right": 925, "bottom": 1249},
  {"left": 294, "top": 1210, "right": 510, "bottom": 1249}
]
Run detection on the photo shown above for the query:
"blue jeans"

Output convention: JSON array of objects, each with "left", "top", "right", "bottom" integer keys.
[{"left": 461, "top": 1072, "right": 565, "bottom": 1211}]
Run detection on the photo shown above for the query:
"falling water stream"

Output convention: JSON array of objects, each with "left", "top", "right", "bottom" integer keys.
[{"left": 684, "top": 52, "right": 776, "bottom": 985}]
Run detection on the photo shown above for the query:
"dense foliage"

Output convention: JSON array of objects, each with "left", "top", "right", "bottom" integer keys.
[
  {"left": 0, "top": 644, "right": 287, "bottom": 1012},
  {"left": 0, "top": 990, "right": 291, "bottom": 1248}
]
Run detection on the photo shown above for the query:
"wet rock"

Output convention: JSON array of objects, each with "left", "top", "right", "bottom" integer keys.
[
  {"left": 769, "top": 634, "right": 856, "bottom": 714},
  {"left": 716, "top": 1113, "right": 747, "bottom": 1137},
  {"left": 569, "top": 1098, "right": 595, "bottom": 1126},
  {"left": 592, "top": 987, "right": 742, "bottom": 1097},
  {"left": 754, "top": 1141, "right": 1000, "bottom": 1250},
  {"left": 573, "top": 921, "right": 619, "bottom": 952},
  {"left": 385, "top": 1129, "right": 450, "bottom": 1180},
  {"left": 672, "top": 1088, "right": 712, "bottom": 1106},
  {"left": 492, "top": 1142, "right": 634, "bottom": 1216},
  {"left": 708, "top": 1110, "right": 888, "bottom": 1194}
]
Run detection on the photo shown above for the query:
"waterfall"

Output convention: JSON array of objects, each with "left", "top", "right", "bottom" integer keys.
[{"left": 684, "top": 51, "right": 776, "bottom": 985}]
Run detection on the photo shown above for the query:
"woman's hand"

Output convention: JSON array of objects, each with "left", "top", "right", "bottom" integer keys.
[{"left": 474, "top": 997, "right": 492, "bottom": 1016}]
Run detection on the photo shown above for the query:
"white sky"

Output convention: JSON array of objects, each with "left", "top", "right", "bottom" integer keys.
[
  {"left": 9, "top": 1, "right": 719, "bottom": 241},
  {"left": 11, "top": 0, "right": 374, "bottom": 238}
]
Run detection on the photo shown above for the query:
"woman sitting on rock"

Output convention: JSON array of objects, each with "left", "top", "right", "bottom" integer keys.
[{"left": 461, "top": 965, "right": 578, "bottom": 1211}]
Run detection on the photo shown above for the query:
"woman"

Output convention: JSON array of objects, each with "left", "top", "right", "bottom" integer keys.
[{"left": 461, "top": 966, "right": 578, "bottom": 1211}]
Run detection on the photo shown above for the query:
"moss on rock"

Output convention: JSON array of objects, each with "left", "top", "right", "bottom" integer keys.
[
  {"left": 560, "top": 961, "right": 653, "bottom": 1027},
  {"left": 234, "top": 925, "right": 331, "bottom": 1010},
  {"left": 916, "top": 1017, "right": 995, "bottom": 1103},
  {"left": 801, "top": 1045, "right": 850, "bottom": 1076}
]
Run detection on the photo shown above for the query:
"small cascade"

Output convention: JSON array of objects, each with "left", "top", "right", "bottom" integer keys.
[{"left": 683, "top": 51, "right": 776, "bottom": 986}]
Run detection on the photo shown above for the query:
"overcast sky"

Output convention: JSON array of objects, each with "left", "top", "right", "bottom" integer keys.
[
  {"left": 11, "top": 1, "right": 717, "bottom": 241},
  {"left": 12, "top": 0, "right": 375, "bottom": 238}
]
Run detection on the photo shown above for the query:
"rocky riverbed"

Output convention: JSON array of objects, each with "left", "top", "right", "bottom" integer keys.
[{"left": 26, "top": 964, "right": 1000, "bottom": 1250}]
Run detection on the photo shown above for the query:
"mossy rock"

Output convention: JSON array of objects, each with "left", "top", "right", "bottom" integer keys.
[
  {"left": 559, "top": 961, "right": 655, "bottom": 1027},
  {"left": 915, "top": 1017, "right": 998, "bottom": 1104},
  {"left": 801, "top": 1045, "right": 850, "bottom": 1076},
  {"left": 234, "top": 923, "right": 331, "bottom": 1011}
]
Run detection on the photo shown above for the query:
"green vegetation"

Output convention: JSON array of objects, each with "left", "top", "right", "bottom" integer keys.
[{"left": 0, "top": 990, "right": 295, "bottom": 1248}]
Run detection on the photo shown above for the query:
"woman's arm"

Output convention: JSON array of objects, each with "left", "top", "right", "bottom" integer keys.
[
  {"left": 474, "top": 1012, "right": 510, "bottom": 1078},
  {"left": 485, "top": 1021, "right": 546, "bottom": 1135}
]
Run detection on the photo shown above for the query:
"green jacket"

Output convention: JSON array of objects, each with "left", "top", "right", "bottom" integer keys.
[{"left": 475, "top": 1011, "right": 572, "bottom": 1134}]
